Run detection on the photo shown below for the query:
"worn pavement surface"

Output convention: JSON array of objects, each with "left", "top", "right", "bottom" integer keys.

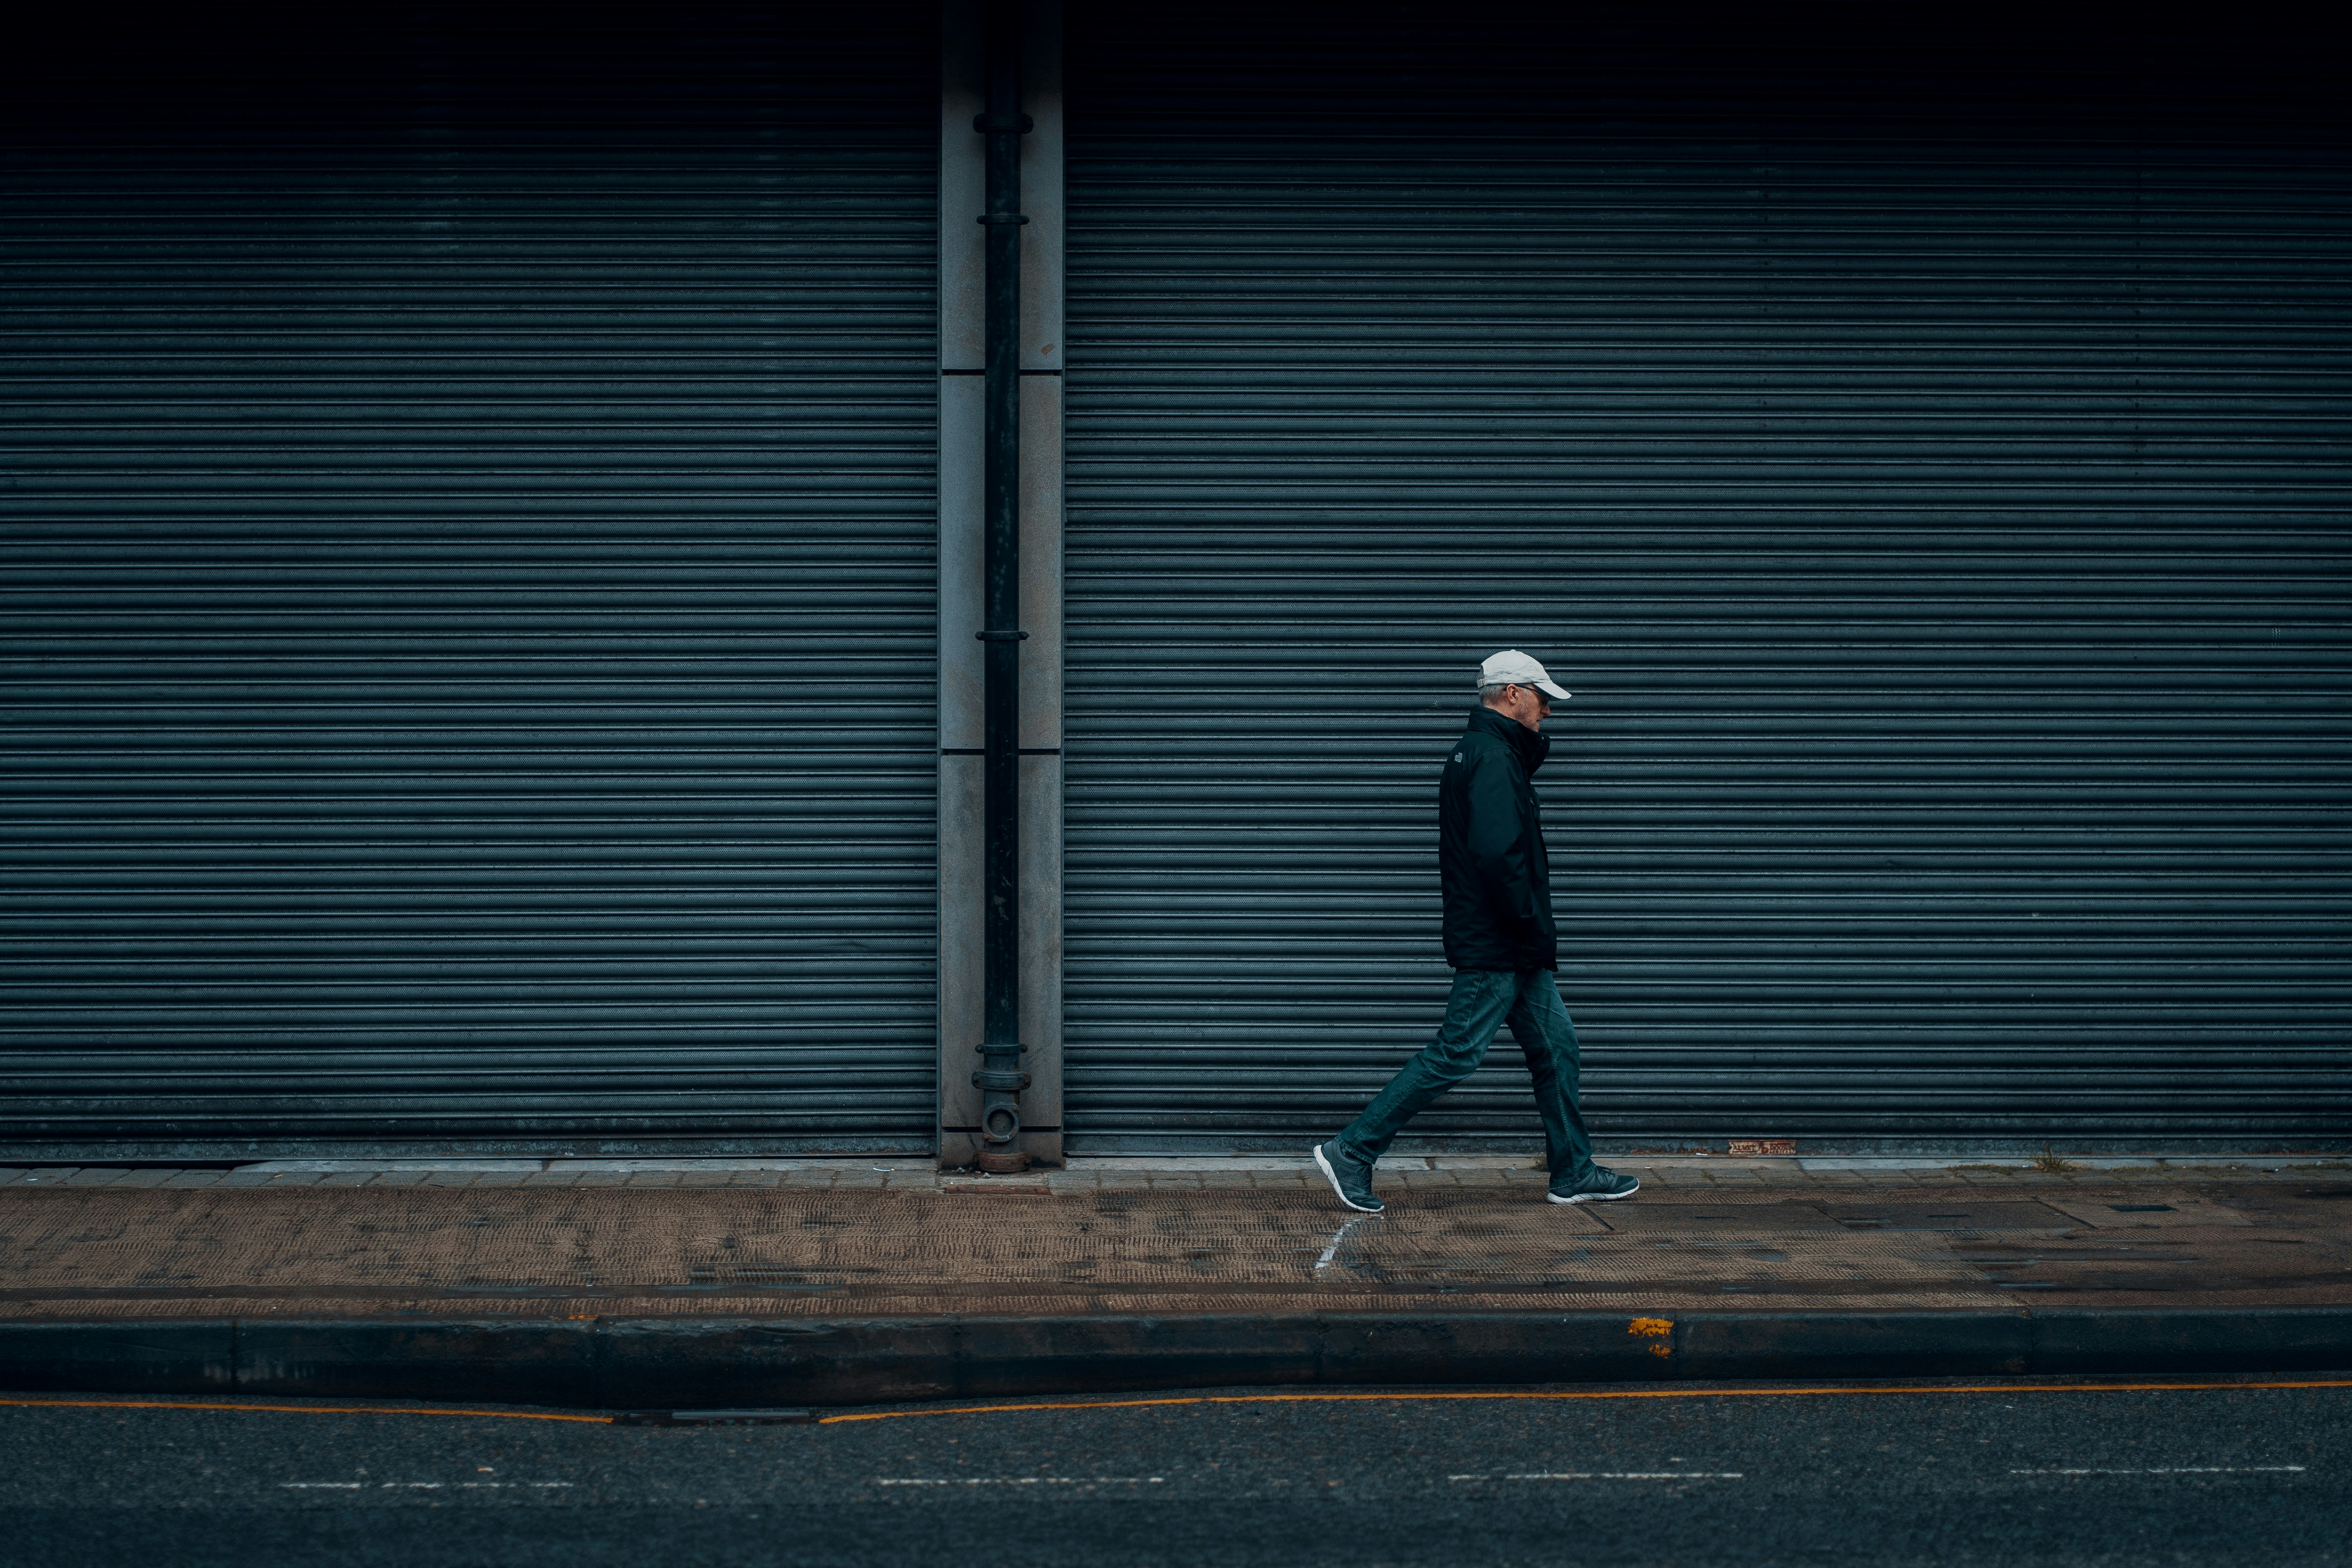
[
  {"left": 5, "top": 1156, "right": 2348, "bottom": 1321},
  {"left": 5, "top": 1376, "right": 2350, "bottom": 1566}
]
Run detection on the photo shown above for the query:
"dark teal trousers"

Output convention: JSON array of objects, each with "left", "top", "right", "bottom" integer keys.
[{"left": 1331, "top": 968, "right": 1596, "bottom": 1179}]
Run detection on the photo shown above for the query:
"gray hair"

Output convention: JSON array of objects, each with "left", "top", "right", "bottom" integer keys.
[{"left": 1478, "top": 683, "right": 1513, "bottom": 705}]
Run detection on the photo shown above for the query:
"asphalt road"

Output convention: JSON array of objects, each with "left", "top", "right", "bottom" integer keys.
[{"left": 3, "top": 1377, "right": 2347, "bottom": 1567}]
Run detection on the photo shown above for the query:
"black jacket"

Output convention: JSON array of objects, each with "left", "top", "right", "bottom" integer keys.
[{"left": 1439, "top": 705, "right": 1557, "bottom": 972}]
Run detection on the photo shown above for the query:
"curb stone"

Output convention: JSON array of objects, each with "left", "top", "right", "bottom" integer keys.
[{"left": 4, "top": 1309, "right": 2348, "bottom": 1409}]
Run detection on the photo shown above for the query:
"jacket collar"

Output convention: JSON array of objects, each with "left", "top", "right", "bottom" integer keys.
[{"left": 1466, "top": 703, "right": 1550, "bottom": 776}]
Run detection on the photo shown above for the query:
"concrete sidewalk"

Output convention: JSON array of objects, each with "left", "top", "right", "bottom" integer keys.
[{"left": 4, "top": 1154, "right": 2349, "bottom": 1406}]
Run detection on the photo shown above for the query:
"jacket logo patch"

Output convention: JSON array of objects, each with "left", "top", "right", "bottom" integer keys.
[{"left": 1452, "top": 753, "right": 1463, "bottom": 763}]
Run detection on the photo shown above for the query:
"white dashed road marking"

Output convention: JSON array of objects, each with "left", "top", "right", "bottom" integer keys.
[
  {"left": 1451, "top": 1472, "right": 1744, "bottom": 1482},
  {"left": 281, "top": 1481, "right": 573, "bottom": 1490},
  {"left": 878, "top": 1477, "right": 1164, "bottom": 1486},
  {"left": 2011, "top": 1467, "right": 2306, "bottom": 1476}
]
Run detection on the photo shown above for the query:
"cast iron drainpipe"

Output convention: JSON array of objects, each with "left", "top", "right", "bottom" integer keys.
[{"left": 972, "top": 0, "right": 1033, "bottom": 1174}]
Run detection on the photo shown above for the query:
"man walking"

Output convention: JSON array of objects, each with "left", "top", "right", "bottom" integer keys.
[{"left": 1313, "top": 651, "right": 1640, "bottom": 1214}]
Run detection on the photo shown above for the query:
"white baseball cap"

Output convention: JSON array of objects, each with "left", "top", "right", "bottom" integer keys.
[{"left": 1478, "top": 649, "right": 1570, "bottom": 700}]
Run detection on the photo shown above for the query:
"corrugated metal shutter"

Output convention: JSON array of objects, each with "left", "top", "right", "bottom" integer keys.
[
  {"left": 1062, "top": 4, "right": 2352, "bottom": 1151},
  {"left": 0, "top": 6, "right": 940, "bottom": 1151}
]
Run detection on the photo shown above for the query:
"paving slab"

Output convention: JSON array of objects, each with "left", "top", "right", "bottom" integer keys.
[{"left": 245, "top": 1160, "right": 544, "bottom": 1173}]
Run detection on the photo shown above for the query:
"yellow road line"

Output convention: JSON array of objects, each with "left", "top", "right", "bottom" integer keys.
[
  {"left": 816, "top": 1380, "right": 2352, "bottom": 1424},
  {"left": 0, "top": 1397, "right": 610, "bottom": 1424},
  {"left": 10, "top": 1380, "right": 2348, "bottom": 1428}
]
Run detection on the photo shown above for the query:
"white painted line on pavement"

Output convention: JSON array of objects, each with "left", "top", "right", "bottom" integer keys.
[
  {"left": 877, "top": 1477, "right": 1164, "bottom": 1486},
  {"left": 280, "top": 1481, "right": 574, "bottom": 1490},
  {"left": 1315, "top": 1213, "right": 1377, "bottom": 1271},
  {"left": 2011, "top": 1467, "right": 2305, "bottom": 1476},
  {"left": 1450, "top": 1472, "right": 1744, "bottom": 1482}
]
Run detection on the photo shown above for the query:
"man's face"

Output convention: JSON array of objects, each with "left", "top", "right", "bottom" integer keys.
[{"left": 1496, "top": 683, "right": 1553, "bottom": 732}]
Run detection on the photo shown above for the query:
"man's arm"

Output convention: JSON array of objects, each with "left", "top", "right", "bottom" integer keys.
[{"left": 1463, "top": 749, "right": 1536, "bottom": 928}]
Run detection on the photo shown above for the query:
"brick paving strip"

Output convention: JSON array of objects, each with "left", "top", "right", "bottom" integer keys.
[
  {"left": 3, "top": 1155, "right": 2350, "bottom": 1321},
  {"left": 2, "top": 1156, "right": 2347, "bottom": 1406}
]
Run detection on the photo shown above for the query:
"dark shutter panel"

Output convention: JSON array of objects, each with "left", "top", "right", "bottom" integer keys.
[
  {"left": 1061, "top": 5, "right": 2352, "bottom": 1150},
  {"left": 0, "top": 7, "right": 940, "bottom": 1149}
]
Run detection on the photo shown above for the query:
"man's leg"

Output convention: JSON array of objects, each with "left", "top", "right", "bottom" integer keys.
[
  {"left": 1330, "top": 970, "right": 1516, "bottom": 1166},
  {"left": 1503, "top": 969, "right": 1596, "bottom": 1180}
]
